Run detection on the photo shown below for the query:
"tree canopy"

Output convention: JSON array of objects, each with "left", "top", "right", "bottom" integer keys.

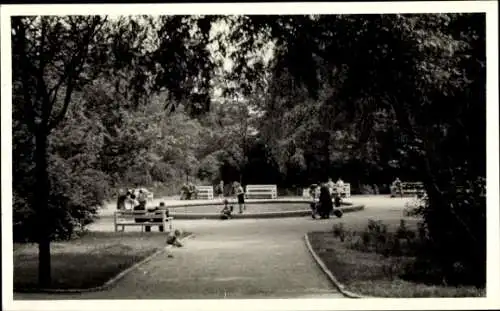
[{"left": 12, "top": 13, "right": 486, "bottom": 287}]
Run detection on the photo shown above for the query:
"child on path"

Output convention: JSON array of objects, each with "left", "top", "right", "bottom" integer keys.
[
  {"left": 220, "top": 199, "right": 233, "bottom": 220},
  {"left": 327, "top": 178, "right": 335, "bottom": 195}
]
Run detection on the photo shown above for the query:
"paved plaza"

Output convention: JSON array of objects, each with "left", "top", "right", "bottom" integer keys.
[{"left": 15, "top": 196, "right": 412, "bottom": 300}]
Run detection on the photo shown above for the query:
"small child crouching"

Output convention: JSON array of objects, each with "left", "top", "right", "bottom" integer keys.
[
  {"left": 220, "top": 199, "right": 233, "bottom": 220},
  {"left": 166, "top": 229, "right": 183, "bottom": 247}
]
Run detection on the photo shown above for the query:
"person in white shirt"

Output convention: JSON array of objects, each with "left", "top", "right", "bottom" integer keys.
[
  {"left": 327, "top": 178, "right": 335, "bottom": 195},
  {"left": 336, "top": 178, "right": 345, "bottom": 197}
]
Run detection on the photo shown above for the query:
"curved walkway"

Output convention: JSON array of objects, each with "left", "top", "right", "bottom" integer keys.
[{"left": 14, "top": 196, "right": 411, "bottom": 300}]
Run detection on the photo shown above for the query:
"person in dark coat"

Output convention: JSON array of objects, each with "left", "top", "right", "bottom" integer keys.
[
  {"left": 116, "top": 189, "right": 127, "bottom": 210},
  {"left": 318, "top": 185, "right": 333, "bottom": 219}
]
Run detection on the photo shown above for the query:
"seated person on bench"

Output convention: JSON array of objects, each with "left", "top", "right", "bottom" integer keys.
[
  {"left": 391, "top": 177, "right": 403, "bottom": 197},
  {"left": 132, "top": 194, "right": 147, "bottom": 223},
  {"left": 146, "top": 202, "right": 169, "bottom": 232}
]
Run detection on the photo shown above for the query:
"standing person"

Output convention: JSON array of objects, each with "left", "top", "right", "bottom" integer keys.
[
  {"left": 392, "top": 177, "right": 403, "bottom": 197},
  {"left": 234, "top": 182, "right": 246, "bottom": 213},
  {"left": 327, "top": 178, "right": 335, "bottom": 195},
  {"left": 308, "top": 183, "right": 319, "bottom": 200},
  {"left": 180, "top": 183, "right": 188, "bottom": 200},
  {"left": 318, "top": 185, "right": 333, "bottom": 219},
  {"left": 336, "top": 178, "right": 345, "bottom": 198},
  {"left": 309, "top": 184, "right": 319, "bottom": 219},
  {"left": 187, "top": 182, "right": 196, "bottom": 200},
  {"left": 116, "top": 189, "right": 127, "bottom": 210},
  {"left": 137, "top": 189, "right": 148, "bottom": 210},
  {"left": 216, "top": 180, "right": 225, "bottom": 199}
]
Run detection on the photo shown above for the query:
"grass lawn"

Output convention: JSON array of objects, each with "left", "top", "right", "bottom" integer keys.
[
  {"left": 14, "top": 231, "right": 190, "bottom": 291},
  {"left": 308, "top": 231, "right": 485, "bottom": 298}
]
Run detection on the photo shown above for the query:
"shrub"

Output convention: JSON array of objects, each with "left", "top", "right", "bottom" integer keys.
[
  {"left": 332, "top": 223, "right": 347, "bottom": 242},
  {"left": 361, "top": 230, "right": 371, "bottom": 248},
  {"left": 359, "top": 184, "right": 376, "bottom": 194},
  {"left": 149, "top": 162, "right": 174, "bottom": 183},
  {"left": 13, "top": 156, "right": 109, "bottom": 242},
  {"left": 367, "top": 220, "right": 389, "bottom": 252},
  {"left": 347, "top": 219, "right": 427, "bottom": 258}
]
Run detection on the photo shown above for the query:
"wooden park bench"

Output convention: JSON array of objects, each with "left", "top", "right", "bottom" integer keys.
[
  {"left": 114, "top": 210, "right": 173, "bottom": 232},
  {"left": 302, "top": 188, "right": 312, "bottom": 198},
  {"left": 302, "top": 184, "right": 351, "bottom": 199},
  {"left": 195, "top": 185, "right": 214, "bottom": 200},
  {"left": 132, "top": 188, "right": 154, "bottom": 202},
  {"left": 303, "top": 188, "right": 319, "bottom": 200},
  {"left": 245, "top": 184, "right": 278, "bottom": 199},
  {"left": 332, "top": 183, "right": 351, "bottom": 198},
  {"left": 391, "top": 182, "right": 424, "bottom": 197}
]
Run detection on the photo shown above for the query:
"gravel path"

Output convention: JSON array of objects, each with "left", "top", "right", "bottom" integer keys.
[{"left": 14, "top": 195, "right": 411, "bottom": 300}]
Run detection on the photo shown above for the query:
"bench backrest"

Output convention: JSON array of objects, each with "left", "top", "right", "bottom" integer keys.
[
  {"left": 115, "top": 210, "right": 167, "bottom": 220},
  {"left": 332, "top": 183, "right": 351, "bottom": 197},
  {"left": 196, "top": 185, "right": 214, "bottom": 192},
  {"left": 401, "top": 182, "right": 424, "bottom": 189},
  {"left": 246, "top": 185, "right": 277, "bottom": 190}
]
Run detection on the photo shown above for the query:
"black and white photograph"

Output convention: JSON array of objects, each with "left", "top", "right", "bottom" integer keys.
[{"left": 1, "top": 2, "right": 499, "bottom": 311}]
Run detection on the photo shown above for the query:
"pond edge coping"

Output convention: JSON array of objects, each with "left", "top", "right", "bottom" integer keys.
[{"left": 304, "top": 232, "right": 370, "bottom": 299}]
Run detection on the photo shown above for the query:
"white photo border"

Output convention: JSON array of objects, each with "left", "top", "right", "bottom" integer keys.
[{"left": 2, "top": 2, "right": 498, "bottom": 311}]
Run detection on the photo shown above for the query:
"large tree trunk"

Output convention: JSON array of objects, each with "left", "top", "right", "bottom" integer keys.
[{"left": 35, "top": 128, "right": 51, "bottom": 287}]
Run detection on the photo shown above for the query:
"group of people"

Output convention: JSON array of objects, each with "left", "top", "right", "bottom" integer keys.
[
  {"left": 309, "top": 178, "right": 346, "bottom": 199},
  {"left": 177, "top": 179, "right": 246, "bottom": 219},
  {"left": 218, "top": 181, "right": 246, "bottom": 219},
  {"left": 116, "top": 187, "right": 168, "bottom": 232},
  {"left": 116, "top": 188, "right": 152, "bottom": 211},
  {"left": 308, "top": 178, "right": 345, "bottom": 219},
  {"left": 180, "top": 182, "right": 198, "bottom": 200}
]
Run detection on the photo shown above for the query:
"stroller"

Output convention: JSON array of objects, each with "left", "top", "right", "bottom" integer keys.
[{"left": 310, "top": 198, "right": 343, "bottom": 219}]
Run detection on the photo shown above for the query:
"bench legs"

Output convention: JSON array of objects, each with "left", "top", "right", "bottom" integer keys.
[
  {"left": 114, "top": 223, "right": 169, "bottom": 233},
  {"left": 114, "top": 225, "right": 125, "bottom": 232}
]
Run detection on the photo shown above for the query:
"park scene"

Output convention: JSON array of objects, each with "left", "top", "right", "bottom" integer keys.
[{"left": 10, "top": 12, "right": 487, "bottom": 300}]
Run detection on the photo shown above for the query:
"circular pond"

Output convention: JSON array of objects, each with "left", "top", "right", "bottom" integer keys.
[{"left": 169, "top": 202, "right": 310, "bottom": 214}]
